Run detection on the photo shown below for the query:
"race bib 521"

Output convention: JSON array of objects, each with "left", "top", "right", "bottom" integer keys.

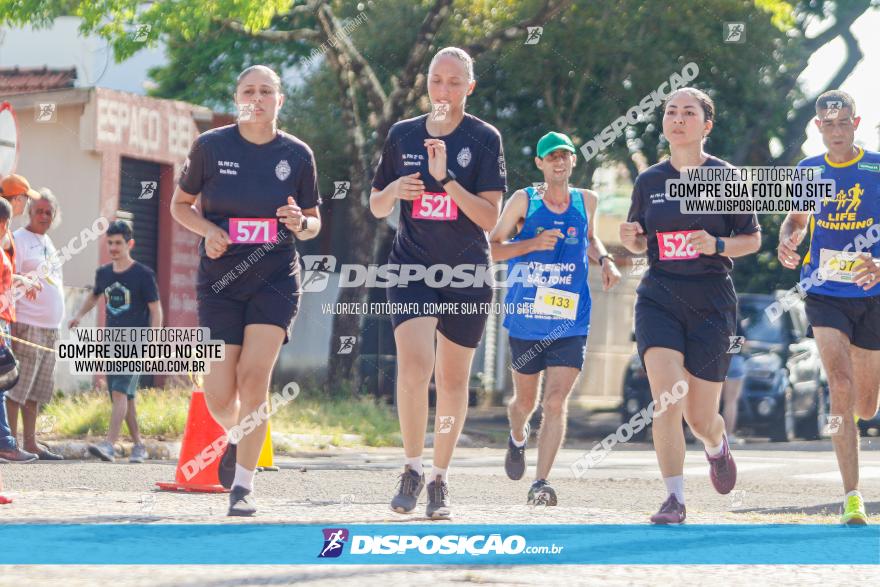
[{"left": 412, "top": 192, "right": 458, "bottom": 221}]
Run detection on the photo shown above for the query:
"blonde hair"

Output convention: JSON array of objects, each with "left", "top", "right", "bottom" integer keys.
[{"left": 429, "top": 47, "right": 474, "bottom": 82}]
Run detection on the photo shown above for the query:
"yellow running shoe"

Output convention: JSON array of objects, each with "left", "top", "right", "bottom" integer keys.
[{"left": 841, "top": 493, "right": 868, "bottom": 526}]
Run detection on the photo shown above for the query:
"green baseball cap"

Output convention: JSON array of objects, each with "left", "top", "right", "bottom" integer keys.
[{"left": 536, "top": 131, "right": 576, "bottom": 158}]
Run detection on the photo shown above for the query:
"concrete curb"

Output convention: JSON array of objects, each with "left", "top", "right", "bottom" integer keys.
[{"left": 41, "top": 431, "right": 475, "bottom": 460}]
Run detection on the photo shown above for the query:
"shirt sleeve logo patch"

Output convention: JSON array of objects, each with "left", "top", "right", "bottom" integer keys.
[
  {"left": 498, "top": 154, "right": 507, "bottom": 177},
  {"left": 456, "top": 147, "right": 472, "bottom": 168},
  {"left": 276, "top": 159, "right": 291, "bottom": 181}
]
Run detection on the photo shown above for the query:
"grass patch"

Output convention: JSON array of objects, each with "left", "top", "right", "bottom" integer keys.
[
  {"left": 41, "top": 387, "right": 400, "bottom": 447},
  {"left": 43, "top": 388, "right": 189, "bottom": 438},
  {"left": 271, "top": 395, "right": 401, "bottom": 447}
]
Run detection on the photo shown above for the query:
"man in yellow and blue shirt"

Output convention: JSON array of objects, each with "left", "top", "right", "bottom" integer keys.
[{"left": 778, "top": 90, "right": 880, "bottom": 525}]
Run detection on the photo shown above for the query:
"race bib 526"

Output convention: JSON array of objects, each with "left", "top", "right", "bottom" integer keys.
[{"left": 658, "top": 230, "right": 699, "bottom": 261}]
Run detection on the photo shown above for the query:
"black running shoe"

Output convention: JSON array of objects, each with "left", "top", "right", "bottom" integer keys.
[
  {"left": 527, "top": 479, "right": 557, "bottom": 506},
  {"left": 504, "top": 422, "right": 530, "bottom": 480},
  {"left": 390, "top": 465, "right": 425, "bottom": 514},
  {"left": 218, "top": 442, "right": 237, "bottom": 489},
  {"left": 227, "top": 486, "right": 256, "bottom": 517},
  {"left": 426, "top": 475, "right": 451, "bottom": 520}
]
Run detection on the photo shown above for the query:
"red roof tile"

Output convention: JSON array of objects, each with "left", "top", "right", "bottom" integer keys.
[{"left": 0, "top": 66, "right": 77, "bottom": 95}]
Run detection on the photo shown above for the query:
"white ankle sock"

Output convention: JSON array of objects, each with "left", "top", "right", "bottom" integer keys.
[
  {"left": 431, "top": 466, "right": 448, "bottom": 483},
  {"left": 664, "top": 475, "right": 684, "bottom": 503},
  {"left": 405, "top": 456, "right": 423, "bottom": 475},
  {"left": 233, "top": 463, "right": 255, "bottom": 491},
  {"left": 845, "top": 490, "right": 862, "bottom": 499},
  {"left": 511, "top": 428, "right": 527, "bottom": 447},
  {"left": 705, "top": 440, "right": 724, "bottom": 457}
]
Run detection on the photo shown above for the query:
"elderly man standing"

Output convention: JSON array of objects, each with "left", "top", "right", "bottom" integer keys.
[
  {"left": 6, "top": 189, "right": 64, "bottom": 460},
  {"left": 0, "top": 174, "right": 41, "bottom": 464}
]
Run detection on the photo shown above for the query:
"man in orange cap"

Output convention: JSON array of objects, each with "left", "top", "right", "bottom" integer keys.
[
  {"left": 0, "top": 174, "right": 41, "bottom": 464},
  {"left": 1, "top": 174, "right": 42, "bottom": 202},
  {"left": 0, "top": 174, "right": 41, "bottom": 265}
]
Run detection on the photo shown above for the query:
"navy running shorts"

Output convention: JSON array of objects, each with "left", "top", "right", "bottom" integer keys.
[
  {"left": 387, "top": 281, "right": 493, "bottom": 349},
  {"left": 197, "top": 255, "right": 301, "bottom": 346},
  {"left": 508, "top": 335, "right": 588, "bottom": 375},
  {"left": 634, "top": 269, "right": 737, "bottom": 383},
  {"left": 805, "top": 293, "right": 880, "bottom": 350}
]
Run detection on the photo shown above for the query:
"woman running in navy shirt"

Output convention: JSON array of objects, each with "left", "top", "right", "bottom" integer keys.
[
  {"left": 620, "top": 88, "right": 760, "bottom": 524},
  {"left": 370, "top": 47, "right": 507, "bottom": 519},
  {"left": 172, "top": 65, "right": 321, "bottom": 516}
]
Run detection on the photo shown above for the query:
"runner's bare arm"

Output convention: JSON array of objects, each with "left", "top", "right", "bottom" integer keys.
[
  {"left": 583, "top": 190, "right": 621, "bottom": 290},
  {"left": 171, "top": 186, "right": 230, "bottom": 259},
  {"left": 686, "top": 229, "right": 761, "bottom": 257},
  {"left": 489, "top": 190, "right": 537, "bottom": 262},
  {"left": 295, "top": 206, "right": 321, "bottom": 241},
  {"left": 584, "top": 190, "right": 609, "bottom": 263},
  {"left": 778, "top": 212, "right": 811, "bottom": 269},
  {"left": 370, "top": 187, "right": 395, "bottom": 218},
  {"left": 276, "top": 197, "right": 321, "bottom": 241},
  {"left": 619, "top": 221, "right": 648, "bottom": 254},
  {"left": 447, "top": 182, "right": 503, "bottom": 232},
  {"left": 424, "top": 138, "right": 502, "bottom": 231},
  {"left": 170, "top": 187, "right": 223, "bottom": 238},
  {"left": 370, "top": 172, "right": 425, "bottom": 218}
]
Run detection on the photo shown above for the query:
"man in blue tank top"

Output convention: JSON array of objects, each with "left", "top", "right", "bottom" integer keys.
[
  {"left": 778, "top": 90, "right": 880, "bottom": 525},
  {"left": 490, "top": 132, "right": 621, "bottom": 505}
]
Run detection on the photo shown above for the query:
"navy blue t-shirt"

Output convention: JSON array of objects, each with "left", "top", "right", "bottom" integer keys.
[
  {"left": 372, "top": 113, "right": 507, "bottom": 266},
  {"left": 178, "top": 125, "right": 320, "bottom": 292},
  {"left": 93, "top": 262, "right": 159, "bottom": 328},
  {"left": 626, "top": 156, "right": 760, "bottom": 276}
]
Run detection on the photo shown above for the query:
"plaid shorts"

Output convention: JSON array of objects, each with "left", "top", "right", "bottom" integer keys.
[{"left": 7, "top": 323, "right": 59, "bottom": 405}]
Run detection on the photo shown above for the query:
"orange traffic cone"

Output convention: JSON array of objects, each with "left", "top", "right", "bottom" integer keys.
[
  {"left": 156, "top": 389, "right": 228, "bottom": 493},
  {"left": 256, "top": 421, "right": 279, "bottom": 472}
]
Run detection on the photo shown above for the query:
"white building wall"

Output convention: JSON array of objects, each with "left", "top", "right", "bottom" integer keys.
[{"left": 0, "top": 17, "right": 166, "bottom": 94}]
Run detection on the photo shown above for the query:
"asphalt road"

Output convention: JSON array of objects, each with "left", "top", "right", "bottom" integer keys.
[{"left": 1, "top": 440, "right": 878, "bottom": 585}]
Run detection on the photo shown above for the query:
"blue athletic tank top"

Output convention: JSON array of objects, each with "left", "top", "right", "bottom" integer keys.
[
  {"left": 799, "top": 148, "right": 880, "bottom": 298},
  {"left": 504, "top": 187, "right": 591, "bottom": 339}
]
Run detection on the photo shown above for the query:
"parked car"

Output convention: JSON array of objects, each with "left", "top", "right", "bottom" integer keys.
[{"left": 621, "top": 292, "right": 829, "bottom": 442}]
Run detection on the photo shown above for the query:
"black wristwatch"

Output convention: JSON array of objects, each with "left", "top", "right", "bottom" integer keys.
[
  {"left": 599, "top": 254, "right": 614, "bottom": 267},
  {"left": 298, "top": 217, "right": 309, "bottom": 232},
  {"left": 440, "top": 169, "right": 457, "bottom": 187},
  {"left": 715, "top": 237, "right": 725, "bottom": 255}
]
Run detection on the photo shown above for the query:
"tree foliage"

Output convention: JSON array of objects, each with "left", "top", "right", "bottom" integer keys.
[{"left": 3, "top": 0, "right": 874, "bottom": 387}]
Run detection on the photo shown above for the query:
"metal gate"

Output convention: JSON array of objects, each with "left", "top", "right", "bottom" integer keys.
[{"left": 117, "top": 157, "right": 160, "bottom": 271}]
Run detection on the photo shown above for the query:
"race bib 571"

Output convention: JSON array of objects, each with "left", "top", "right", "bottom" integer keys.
[{"left": 229, "top": 218, "right": 278, "bottom": 244}]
